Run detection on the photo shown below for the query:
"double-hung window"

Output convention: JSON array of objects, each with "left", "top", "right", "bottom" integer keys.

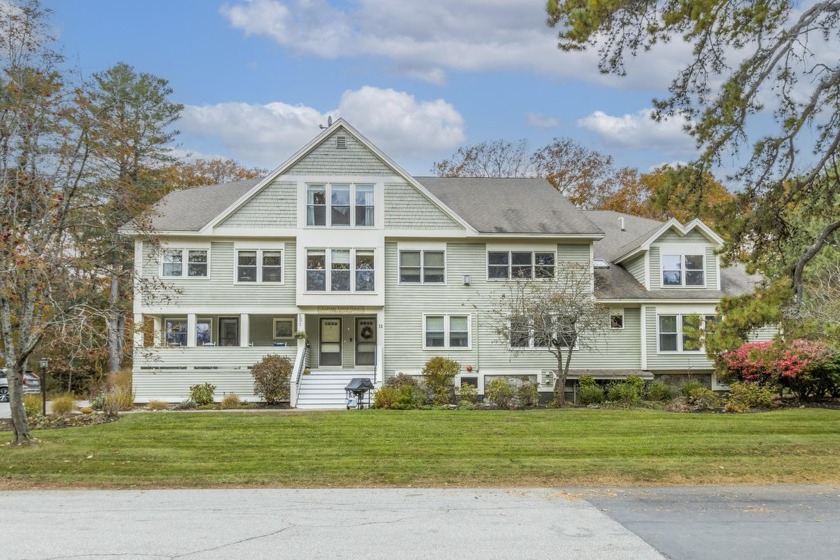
[
  {"left": 424, "top": 315, "right": 470, "bottom": 349},
  {"left": 306, "top": 248, "right": 376, "bottom": 292},
  {"left": 399, "top": 250, "right": 445, "bottom": 283},
  {"left": 236, "top": 249, "right": 283, "bottom": 283},
  {"left": 306, "top": 183, "right": 375, "bottom": 227},
  {"left": 162, "top": 249, "right": 208, "bottom": 278},
  {"left": 488, "top": 251, "right": 555, "bottom": 280},
  {"left": 658, "top": 314, "right": 717, "bottom": 352},
  {"left": 164, "top": 318, "right": 188, "bottom": 346},
  {"left": 662, "top": 254, "right": 705, "bottom": 287},
  {"left": 509, "top": 316, "right": 574, "bottom": 349}
]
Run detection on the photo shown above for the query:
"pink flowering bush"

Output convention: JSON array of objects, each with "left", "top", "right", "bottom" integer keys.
[{"left": 720, "top": 339, "right": 840, "bottom": 399}]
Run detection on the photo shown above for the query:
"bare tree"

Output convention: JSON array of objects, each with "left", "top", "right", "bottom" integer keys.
[{"left": 491, "top": 263, "right": 608, "bottom": 406}]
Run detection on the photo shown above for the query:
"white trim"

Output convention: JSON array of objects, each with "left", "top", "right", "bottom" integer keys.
[
  {"left": 660, "top": 250, "right": 707, "bottom": 289},
  {"left": 716, "top": 254, "right": 722, "bottom": 290},
  {"left": 609, "top": 308, "right": 625, "bottom": 330},
  {"left": 615, "top": 218, "right": 724, "bottom": 263},
  {"left": 233, "top": 241, "right": 285, "bottom": 250},
  {"left": 397, "top": 241, "right": 447, "bottom": 251},
  {"left": 139, "top": 306, "right": 302, "bottom": 315},
  {"left": 159, "top": 247, "right": 211, "bottom": 280},
  {"left": 301, "top": 181, "right": 379, "bottom": 229},
  {"left": 303, "top": 247, "right": 377, "bottom": 294},
  {"left": 159, "top": 240, "right": 211, "bottom": 250},
  {"left": 640, "top": 306, "right": 648, "bottom": 369},
  {"left": 422, "top": 313, "right": 473, "bottom": 351},
  {"left": 643, "top": 251, "right": 651, "bottom": 290},
  {"left": 233, "top": 247, "right": 285, "bottom": 285},
  {"left": 486, "top": 242, "right": 558, "bottom": 252}
]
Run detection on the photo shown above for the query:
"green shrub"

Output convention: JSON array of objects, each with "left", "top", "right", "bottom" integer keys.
[
  {"left": 607, "top": 380, "right": 641, "bottom": 404},
  {"left": 578, "top": 375, "right": 597, "bottom": 389},
  {"left": 220, "top": 393, "right": 242, "bottom": 409},
  {"left": 457, "top": 400, "right": 477, "bottom": 410},
  {"left": 422, "top": 356, "right": 461, "bottom": 405},
  {"left": 485, "top": 377, "right": 515, "bottom": 408},
  {"left": 251, "top": 354, "right": 292, "bottom": 404},
  {"left": 385, "top": 373, "right": 419, "bottom": 388},
  {"left": 189, "top": 382, "right": 216, "bottom": 406},
  {"left": 626, "top": 375, "right": 645, "bottom": 393},
  {"left": 23, "top": 394, "right": 42, "bottom": 417},
  {"left": 147, "top": 400, "right": 169, "bottom": 411},
  {"left": 174, "top": 399, "right": 197, "bottom": 410},
  {"left": 685, "top": 387, "right": 721, "bottom": 410},
  {"left": 50, "top": 394, "right": 76, "bottom": 416},
  {"left": 456, "top": 382, "right": 479, "bottom": 404},
  {"left": 728, "top": 381, "right": 776, "bottom": 409},
  {"left": 578, "top": 384, "right": 604, "bottom": 405},
  {"left": 516, "top": 380, "right": 539, "bottom": 407},
  {"left": 373, "top": 385, "right": 425, "bottom": 409},
  {"left": 645, "top": 380, "right": 674, "bottom": 402},
  {"left": 679, "top": 380, "right": 705, "bottom": 398}
]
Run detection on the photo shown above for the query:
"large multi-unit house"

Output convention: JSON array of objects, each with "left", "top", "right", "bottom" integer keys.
[{"left": 126, "top": 119, "right": 765, "bottom": 408}]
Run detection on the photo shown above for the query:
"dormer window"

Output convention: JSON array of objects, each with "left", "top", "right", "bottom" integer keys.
[{"left": 662, "top": 254, "right": 704, "bottom": 287}]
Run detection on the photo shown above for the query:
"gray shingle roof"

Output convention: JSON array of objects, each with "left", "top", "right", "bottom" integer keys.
[
  {"left": 415, "top": 176, "right": 604, "bottom": 235},
  {"left": 595, "top": 262, "right": 761, "bottom": 300},
  {"left": 584, "top": 210, "right": 664, "bottom": 261},
  {"left": 144, "top": 179, "right": 261, "bottom": 232}
]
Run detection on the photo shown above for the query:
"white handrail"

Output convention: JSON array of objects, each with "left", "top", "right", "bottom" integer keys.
[{"left": 289, "top": 343, "right": 307, "bottom": 408}]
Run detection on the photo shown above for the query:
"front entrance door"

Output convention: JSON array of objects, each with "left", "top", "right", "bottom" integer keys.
[
  {"left": 355, "top": 317, "right": 376, "bottom": 366},
  {"left": 219, "top": 318, "right": 239, "bottom": 347},
  {"left": 319, "top": 318, "right": 342, "bottom": 366}
]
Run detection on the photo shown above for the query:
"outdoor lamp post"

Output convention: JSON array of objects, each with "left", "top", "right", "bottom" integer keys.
[{"left": 39, "top": 357, "right": 48, "bottom": 416}]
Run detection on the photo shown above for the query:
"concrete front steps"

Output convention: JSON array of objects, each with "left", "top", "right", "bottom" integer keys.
[{"left": 295, "top": 370, "right": 376, "bottom": 410}]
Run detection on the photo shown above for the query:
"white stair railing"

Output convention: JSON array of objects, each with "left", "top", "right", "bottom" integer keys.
[{"left": 289, "top": 343, "right": 308, "bottom": 408}]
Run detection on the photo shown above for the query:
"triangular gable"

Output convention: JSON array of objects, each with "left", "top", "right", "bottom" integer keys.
[
  {"left": 202, "top": 119, "right": 474, "bottom": 233},
  {"left": 614, "top": 218, "right": 724, "bottom": 263}
]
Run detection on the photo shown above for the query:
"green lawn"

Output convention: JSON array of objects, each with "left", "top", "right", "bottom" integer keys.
[{"left": 2, "top": 409, "right": 838, "bottom": 488}]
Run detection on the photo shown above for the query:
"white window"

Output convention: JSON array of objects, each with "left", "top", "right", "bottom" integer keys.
[
  {"left": 658, "top": 314, "right": 717, "bottom": 353},
  {"left": 164, "top": 318, "right": 188, "bottom": 346},
  {"left": 196, "top": 318, "right": 213, "bottom": 345},
  {"left": 162, "top": 249, "right": 208, "bottom": 278},
  {"left": 273, "top": 318, "right": 294, "bottom": 340},
  {"left": 236, "top": 249, "right": 283, "bottom": 283},
  {"left": 424, "top": 314, "right": 471, "bottom": 349},
  {"left": 662, "top": 254, "right": 705, "bottom": 287},
  {"left": 488, "top": 251, "right": 555, "bottom": 280},
  {"left": 306, "top": 248, "right": 376, "bottom": 292},
  {"left": 509, "top": 316, "right": 574, "bottom": 349},
  {"left": 399, "top": 250, "right": 445, "bottom": 284},
  {"left": 306, "top": 183, "right": 375, "bottom": 227},
  {"left": 609, "top": 309, "right": 624, "bottom": 329}
]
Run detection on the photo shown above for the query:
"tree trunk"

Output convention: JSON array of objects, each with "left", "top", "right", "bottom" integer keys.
[
  {"left": 553, "top": 354, "right": 567, "bottom": 407},
  {"left": 7, "top": 364, "right": 33, "bottom": 445},
  {"left": 107, "top": 270, "right": 122, "bottom": 373}
]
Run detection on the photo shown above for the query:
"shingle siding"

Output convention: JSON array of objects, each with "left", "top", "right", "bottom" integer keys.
[
  {"left": 217, "top": 180, "right": 296, "bottom": 228},
  {"left": 287, "top": 130, "right": 394, "bottom": 176},
  {"left": 384, "top": 182, "right": 463, "bottom": 230}
]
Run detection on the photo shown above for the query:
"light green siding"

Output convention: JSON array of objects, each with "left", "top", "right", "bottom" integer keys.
[
  {"left": 287, "top": 129, "right": 394, "bottom": 176},
  {"left": 645, "top": 306, "right": 715, "bottom": 371},
  {"left": 705, "top": 246, "right": 718, "bottom": 289},
  {"left": 384, "top": 182, "right": 463, "bottom": 230},
  {"left": 142, "top": 241, "right": 296, "bottom": 308},
  {"left": 557, "top": 243, "right": 590, "bottom": 264},
  {"left": 625, "top": 254, "right": 646, "bottom": 285},
  {"left": 656, "top": 229, "right": 710, "bottom": 244},
  {"left": 650, "top": 247, "right": 661, "bottom": 289},
  {"left": 217, "top": 180, "right": 296, "bottom": 228},
  {"left": 649, "top": 230, "right": 719, "bottom": 290},
  {"left": 748, "top": 325, "right": 778, "bottom": 342}
]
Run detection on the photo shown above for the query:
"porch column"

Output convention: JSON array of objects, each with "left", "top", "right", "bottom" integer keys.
[
  {"left": 296, "top": 312, "right": 305, "bottom": 333},
  {"left": 133, "top": 313, "right": 144, "bottom": 349},
  {"left": 375, "top": 310, "right": 384, "bottom": 385},
  {"left": 240, "top": 313, "right": 250, "bottom": 347},
  {"left": 153, "top": 317, "right": 162, "bottom": 347},
  {"left": 187, "top": 314, "right": 197, "bottom": 347}
]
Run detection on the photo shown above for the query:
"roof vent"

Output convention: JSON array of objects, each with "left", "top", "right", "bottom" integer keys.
[
  {"left": 336, "top": 135, "right": 347, "bottom": 149},
  {"left": 619, "top": 216, "right": 626, "bottom": 231},
  {"left": 593, "top": 258, "right": 611, "bottom": 269}
]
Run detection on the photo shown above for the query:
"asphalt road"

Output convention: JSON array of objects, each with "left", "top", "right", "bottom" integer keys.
[{"left": 0, "top": 486, "right": 837, "bottom": 560}]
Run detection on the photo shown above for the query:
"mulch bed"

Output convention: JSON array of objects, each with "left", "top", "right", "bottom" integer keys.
[{"left": 0, "top": 413, "right": 119, "bottom": 432}]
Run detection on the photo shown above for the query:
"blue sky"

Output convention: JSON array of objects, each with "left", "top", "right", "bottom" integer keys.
[{"left": 47, "top": 0, "right": 701, "bottom": 175}]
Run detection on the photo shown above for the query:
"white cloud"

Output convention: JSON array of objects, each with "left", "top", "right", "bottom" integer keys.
[
  {"left": 179, "top": 86, "right": 465, "bottom": 167},
  {"left": 576, "top": 109, "right": 696, "bottom": 155},
  {"left": 220, "top": 0, "right": 693, "bottom": 88},
  {"left": 526, "top": 112, "right": 559, "bottom": 129}
]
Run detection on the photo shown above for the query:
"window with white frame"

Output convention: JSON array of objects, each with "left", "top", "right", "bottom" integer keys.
[
  {"left": 196, "top": 318, "right": 213, "bottom": 345},
  {"left": 424, "top": 315, "right": 470, "bottom": 349},
  {"left": 162, "top": 249, "right": 208, "bottom": 278},
  {"left": 273, "top": 318, "right": 294, "bottom": 340},
  {"left": 399, "top": 250, "right": 445, "bottom": 283},
  {"left": 609, "top": 308, "right": 624, "bottom": 329},
  {"left": 662, "top": 253, "right": 705, "bottom": 287},
  {"left": 658, "top": 314, "right": 717, "bottom": 352},
  {"left": 306, "top": 248, "right": 375, "bottom": 292},
  {"left": 306, "top": 183, "right": 375, "bottom": 227},
  {"left": 236, "top": 249, "right": 282, "bottom": 283},
  {"left": 164, "top": 318, "right": 188, "bottom": 346},
  {"left": 488, "top": 251, "right": 555, "bottom": 280},
  {"left": 509, "top": 316, "right": 573, "bottom": 349}
]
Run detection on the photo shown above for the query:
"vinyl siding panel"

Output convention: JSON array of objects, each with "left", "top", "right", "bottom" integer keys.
[
  {"left": 287, "top": 130, "right": 394, "bottom": 176},
  {"left": 645, "top": 305, "right": 715, "bottom": 371},
  {"left": 384, "top": 182, "right": 463, "bottom": 230},
  {"left": 141, "top": 241, "right": 297, "bottom": 309},
  {"left": 656, "top": 229, "right": 710, "bottom": 244},
  {"left": 217, "top": 180, "right": 296, "bottom": 228},
  {"left": 625, "top": 254, "right": 646, "bottom": 285},
  {"left": 748, "top": 325, "right": 778, "bottom": 342},
  {"left": 650, "top": 247, "right": 661, "bottom": 289}
]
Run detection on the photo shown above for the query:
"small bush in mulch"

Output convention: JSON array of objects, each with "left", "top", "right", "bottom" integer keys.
[{"left": 0, "top": 413, "right": 119, "bottom": 432}]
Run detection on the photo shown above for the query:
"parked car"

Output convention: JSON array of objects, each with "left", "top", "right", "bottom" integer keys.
[{"left": 0, "top": 369, "right": 41, "bottom": 402}]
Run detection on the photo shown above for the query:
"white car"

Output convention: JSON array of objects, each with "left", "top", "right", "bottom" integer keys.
[{"left": 0, "top": 369, "right": 41, "bottom": 402}]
